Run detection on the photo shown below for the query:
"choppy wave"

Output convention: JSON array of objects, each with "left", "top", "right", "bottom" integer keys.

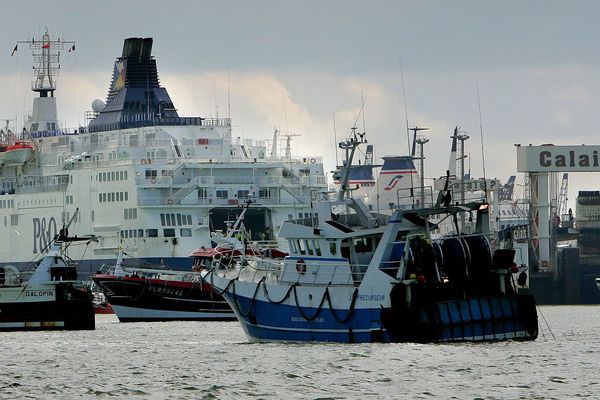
[{"left": 0, "top": 306, "right": 598, "bottom": 399}]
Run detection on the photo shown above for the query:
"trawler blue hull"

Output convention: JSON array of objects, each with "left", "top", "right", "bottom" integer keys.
[
  {"left": 223, "top": 293, "right": 389, "bottom": 343},
  {"left": 220, "top": 291, "right": 538, "bottom": 343}
]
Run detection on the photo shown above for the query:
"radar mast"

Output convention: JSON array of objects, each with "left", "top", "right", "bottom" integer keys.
[{"left": 15, "top": 28, "right": 74, "bottom": 133}]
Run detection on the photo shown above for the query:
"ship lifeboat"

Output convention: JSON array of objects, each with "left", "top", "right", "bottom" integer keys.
[{"left": 0, "top": 141, "right": 35, "bottom": 165}]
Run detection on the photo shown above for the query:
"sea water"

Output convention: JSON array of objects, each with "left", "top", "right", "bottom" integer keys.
[{"left": 0, "top": 305, "right": 598, "bottom": 399}]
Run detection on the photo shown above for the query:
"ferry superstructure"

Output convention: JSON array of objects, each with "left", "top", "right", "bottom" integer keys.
[{"left": 0, "top": 33, "right": 327, "bottom": 277}]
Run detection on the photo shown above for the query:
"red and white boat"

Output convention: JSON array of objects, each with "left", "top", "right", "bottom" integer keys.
[
  {"left": 92, "top": 249, "right": 235, "bottom": 322},
  {"left": 92, "top": 200, "right": 286, "bottom": 322}
]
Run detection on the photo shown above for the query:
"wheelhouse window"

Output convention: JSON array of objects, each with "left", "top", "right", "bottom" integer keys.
[
  {"left": 328, "top": 239, "right": 337, "bottom": 256},
  {"left": 305, "top": 240, "right": 314, "bottom": 255},
  {"left": 297, "top": 240, "right": 306, "bottom": 255},
  {"left": 313, "top": 240, "right": 322, "bottom": 256}
]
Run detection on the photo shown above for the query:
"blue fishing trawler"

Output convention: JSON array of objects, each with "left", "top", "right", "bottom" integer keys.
[{"left": 208, "top": 129, "right": 538, "bottom": 343}]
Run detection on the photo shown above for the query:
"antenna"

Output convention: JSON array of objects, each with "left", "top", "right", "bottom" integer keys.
[
  {"left": 214, "top": 81, "right": 219, "bottom": 118},
  {"left": 227, "top": 68, "right": 231, "bottom": 119},
  {"left": 399, "top": 57, "right": 411, "bottom": 155},
  {"left": 352, "top": 95, "right": 367, "bottom": 129},
  {"left": 281, "top": 90, "right": 289, "bottom": 135},
  {"left": 409, "top": 126, "right": 429, "bottom": 157},
  {"left": 476, "top": 83, "right": 487, "bottom": 202},
  {"left": 281, "top": 132, "right": 300, "bottom": 159},
  {"left": 415, "top": 134, "right": 430, "bottom": 206},
  {"left": 270, "top": 127, "right": 278, "bottom": 158},
  {"left": 361, "top": 90, "right": 367, "bottom": 134},
  {"left": 333, "top": 112, "right": 339, "bottom": 166}
]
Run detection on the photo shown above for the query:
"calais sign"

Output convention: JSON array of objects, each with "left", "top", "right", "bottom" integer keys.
[{"left": 517, "top": 145, "right": 600, "bottom": 172}]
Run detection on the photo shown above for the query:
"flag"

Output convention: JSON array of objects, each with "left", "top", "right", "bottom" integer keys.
[
  {"left": 42, "top": 43, "right": 50, "bottom": 49},
  {"left": 10, "top": 44, "right": 17, "bottom": 56},
  {"left": 68, "top": 44, "right": 75, "bottom": 52}
]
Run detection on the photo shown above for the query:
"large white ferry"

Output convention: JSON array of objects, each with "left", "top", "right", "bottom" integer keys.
[{"left": 0, "top": 32, "right": 327, "bottom": 278}]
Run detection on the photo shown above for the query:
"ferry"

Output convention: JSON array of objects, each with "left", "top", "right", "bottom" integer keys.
[{"left": 0, "top": 31, "right": 326, "bottom": 278}]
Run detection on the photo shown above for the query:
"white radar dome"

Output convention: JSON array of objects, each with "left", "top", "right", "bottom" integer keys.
[{"left": 92, "top": 99, "right": 106, "bottom": 112}]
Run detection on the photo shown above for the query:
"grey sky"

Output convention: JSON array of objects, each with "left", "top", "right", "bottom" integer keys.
[{"left": 2, "top": 0, "right": 600, "bottom": 208}]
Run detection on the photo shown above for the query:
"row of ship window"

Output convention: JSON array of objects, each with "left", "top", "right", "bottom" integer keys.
[
  {"left": 99, "top": 192, "right": 129, "bottom": 202},
  {"left": 198, "top": 188, "right": 269, "bottom": 199},
  {"left": 121, "top": 228, "right": 192, "bottom": 238},
  {"left": 4, "top": 215, "right": 18, "bottom": 226},
  {"left": 289, "top": 236, "right": 379, "bottom": 257},
  {"left": 98, "top": 170, "right": 128, "bottom": 182},
  {"left": 0, "top": 200, "right": 15, "bottom": 209},
  {"left": 160, "top": 213, "right": 193, "bottom": 226}
]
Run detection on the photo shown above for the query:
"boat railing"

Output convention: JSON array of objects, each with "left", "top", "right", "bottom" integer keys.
[
  {"left": 275, "top": 261, "right": 367, "bottom": 286},
  {"left": 395, "top": 186, "right": 435, "bottom": 210},
  {"left": 96, "top": 263, "right": 203, "bottom": 282},
  {"left": 251, "top": 240, "right": 280, "bottom": 249}
]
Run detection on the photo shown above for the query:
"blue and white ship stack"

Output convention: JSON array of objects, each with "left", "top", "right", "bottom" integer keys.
[{"left": 208, "top": 129, "right": 539, "bottom": 343}]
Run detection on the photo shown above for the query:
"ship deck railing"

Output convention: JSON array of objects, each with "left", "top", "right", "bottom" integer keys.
[
  {"left": 137, "top": 195, "right": 315, "bottom": 207},
  {"left": 87, "top": 117, "right": 231, "bottom": 133},
  {"left": 133, "top": 174, "right": 327, "bottom": 188},
  {"left": 221, "top": 258, "right": 369, "bottom": 287}
]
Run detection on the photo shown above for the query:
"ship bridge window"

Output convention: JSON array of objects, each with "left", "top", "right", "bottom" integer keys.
[
  {"left": 341, "top": 239, "right": 351, "bottom": 259},
  {"left": 147, "top": 229, "right": 158, "bottom": 237},
  {"left": 124, "top": 208, "right": 137, "bottom": 220},
  {"left": 238, "top": 190, "right": 249, "bottom": 200},
  {"left": 163, "top": 229, "right": 175, "bottom": 237},
  {"left": 145, "top": 170, "right": 158, "bottom": 179},
  {"left": 180, "top": 228, "right": 192, "bottom": 237},
  {"left": 216, "top": 190, "right": 228, "bottom": 199}
]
